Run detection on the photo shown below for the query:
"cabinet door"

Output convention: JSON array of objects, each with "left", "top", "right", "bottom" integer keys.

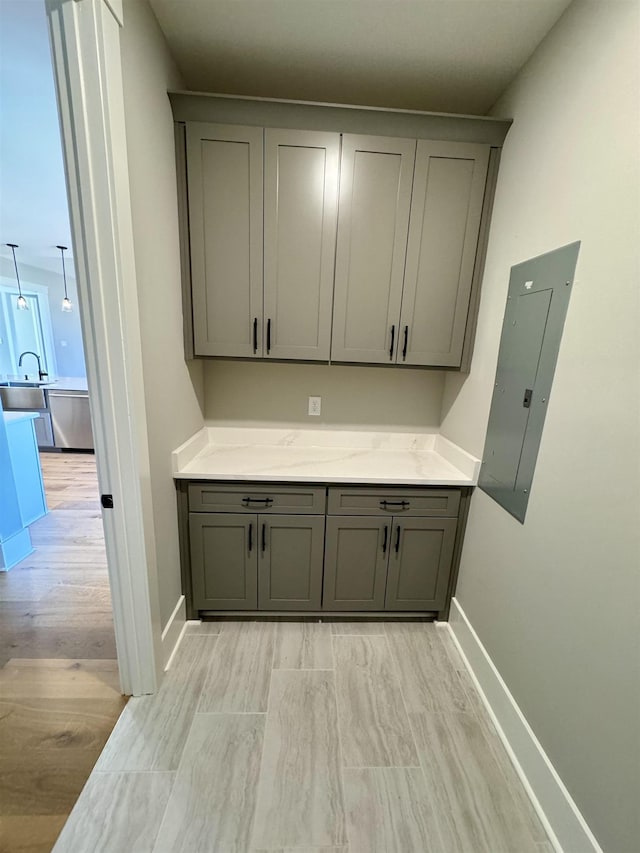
[
  {"left": 33, "top": 412, "right": 54, "bottom": 448},
  {"left": 400, "top": 141, "right": 489, "bottom": 367},
  {"left": 258, "top": 515, "right": 325, "bottom": 611},
  {"left": 331, "top": 134, "right": 416, "bottom": 364},
  {"left": 264, "top": 129, "right": 339, "bottom": 361},
  {"left": 385, "top": 517, "right": 457, "bottom": 611},
  {"left": 187, "top": 123, "right": 264, "bottom": 357},
  {"left": 190, "top": 513, "right": 257, "bottom": 610},
  {"left": 323, "top": 517, "right": 389, "bottom": 611}
]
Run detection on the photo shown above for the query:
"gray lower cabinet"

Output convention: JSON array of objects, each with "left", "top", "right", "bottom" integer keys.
[
  {"left": 190, "top": 510, "right": 325, "bottom": 612},
  {"left": 322, "top": 517, "right": 389, "bottom": 610},
  {"left": 184, "top": 483, "right": 465, "bottom": 615},
  {"left": 33, "top": 411, "right": 54, "bottom": 449},
  {"left": 323, "top": 514, "right": 457, "bottom": 612},
  {"left": 385, "top": 517, "right": 457, "bottom": 610},
  {"left": 190, "top": 513, "right": 257, "bottom": 610},
  {"left": 258, "top": 515, "right": 325, "bottom": 610}
]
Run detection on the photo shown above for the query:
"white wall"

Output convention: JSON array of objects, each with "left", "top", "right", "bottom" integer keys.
[
  {"left": 204, "top": 361, "right": 445, "bottom": 431},
  {"left": 0, "top": 0, "right": 72, "bottom": 257},
  {"left": 120, "top": 0, "right": 204, "bottom": 628},
  {"left": 0, "top": 1, "right": 85, "bottom": 379},
  {"left": 440, "top": 2, "right": 640, "bottom": 850}
]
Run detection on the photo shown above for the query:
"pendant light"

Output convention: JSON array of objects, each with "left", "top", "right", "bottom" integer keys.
[
  {"left": 6, "top": 243, "right": 28, "bottom": 310},
  {"left": 56, "top": 246, "right": 73, "bottom": 311},
  {"left": 57, "top": 244, "right": 72, "bottom": 312}
]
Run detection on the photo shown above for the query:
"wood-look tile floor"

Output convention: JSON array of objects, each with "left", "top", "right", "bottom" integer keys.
[
  {"left": 53, "top": 619, "right": 551, "bottom": 853},
  {"left": 0, "top": 453, "right": 126, "bottom": 853}
]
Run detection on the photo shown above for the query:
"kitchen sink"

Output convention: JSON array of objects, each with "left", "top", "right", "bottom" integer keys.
[{"left": 0, "top": 385, "right": 48, "bottom": 410}]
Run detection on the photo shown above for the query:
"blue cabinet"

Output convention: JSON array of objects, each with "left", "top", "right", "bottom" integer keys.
[{"left": 0, "top": 405, "right": 47, "bottom": 570}]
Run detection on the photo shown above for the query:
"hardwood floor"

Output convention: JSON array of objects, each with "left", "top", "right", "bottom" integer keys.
[
  {"left": 54, "top": 620, "right": 551, "bottom": 853},
  {"left": 0, "top": 453, "right": 125, "bottom": 853}
]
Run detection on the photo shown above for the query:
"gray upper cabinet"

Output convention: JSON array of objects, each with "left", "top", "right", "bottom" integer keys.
[
  {"left": 264, "top": 129, "right": 339, "bottom": 361},
  {"left": 400, "top": 141, "right": 489, "bottom": 367},
  {"left": 178, "top": 101, "right": 504, "bottom": 369},
  {"left": 331, "top": 134, "right": 416, "bottom": 364},
  {"left": 187, "top": 122, "right": 264, "bottom": 357}
]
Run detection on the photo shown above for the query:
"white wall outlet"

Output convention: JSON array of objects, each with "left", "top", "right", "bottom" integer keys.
[{"left": 308, "top": 396, "right": 321, "bottom": 416}]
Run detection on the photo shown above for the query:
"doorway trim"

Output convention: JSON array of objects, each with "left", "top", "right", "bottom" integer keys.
[{"left": 46, "top": 0, "right": 162, "bottom": 695}]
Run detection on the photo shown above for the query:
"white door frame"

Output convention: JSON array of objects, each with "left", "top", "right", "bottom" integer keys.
[{"left": 46, "top": 0, "right": 162, "bottom": 695}]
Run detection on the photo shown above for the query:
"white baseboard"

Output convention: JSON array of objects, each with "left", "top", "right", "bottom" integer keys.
[
  {"left": 447, "top": 598, "right": 602, "bottom": 853},
  {"left": 161, "top": 595, "right": 187, "bottom": 671}
]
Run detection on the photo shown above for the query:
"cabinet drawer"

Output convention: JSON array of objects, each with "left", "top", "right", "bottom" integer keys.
[
  {"left": 188, "top": 483, "right": 326, "bottom": 514},
  {"left": 327, "top": 487, "right": 460, "bottom": 518}
]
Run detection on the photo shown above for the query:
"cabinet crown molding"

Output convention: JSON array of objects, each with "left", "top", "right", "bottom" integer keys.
[{"left": 169, "top": 91, "right": 512, "bottom": 146}]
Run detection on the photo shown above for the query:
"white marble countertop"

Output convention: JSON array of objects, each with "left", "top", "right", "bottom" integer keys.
[
  {"left": 172, "top": 427, "right": 480, "bottom": 486},
  {"left": 46, "top": 377, "right": 88, "bottom": 392},
  {"left": 0, "top": 376, "right": 88, "bottom": 392},
  {"left": 3, "top": 411, "right": 39, "bottom": 425}
]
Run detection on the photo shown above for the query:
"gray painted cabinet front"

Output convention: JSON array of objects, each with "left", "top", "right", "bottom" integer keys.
[
  {"left": 322, "top": 516, "right": 389, "bottom": 610},
  {"left": 182, "top": 114, "right": 499, "bottom": 369},
  {"left": 190, "top": 513, "right": 257, "bottom": 610},
  {"left": 400, "top": 141, "right": 490, "bottom": 367},
  {"left": 331, "top": 134, "right": 416, "bottom": 364},
  {"left": 186, "top": 123, "right": 264, "bottom": 358},
  {"left": 185, "top": 483, "right": 464, "bottom": 614},
  {"left": 264, "top": 129, "right": 339, "bottom": 361},
  {"left": 258, "top": 515, "right": 325, "bottom": 610},
  {"left": 385, "top": 517, "right": 457, "bottom": 610}
]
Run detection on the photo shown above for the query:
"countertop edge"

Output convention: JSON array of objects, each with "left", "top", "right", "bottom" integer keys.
[{"left": 173, "top": 472, "right": 475, "bottom": 486}]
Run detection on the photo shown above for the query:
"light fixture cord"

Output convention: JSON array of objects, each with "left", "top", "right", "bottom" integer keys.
[
  {"left": 57, "top": 244, "right": 69, "bottom": 299},
  {"left": 7, "top": 243, "right": 23, "bottom": 297}
]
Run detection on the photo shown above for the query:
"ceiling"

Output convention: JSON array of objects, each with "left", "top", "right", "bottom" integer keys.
[{"left": 149, "top": 0, "right": 573, "bottom": 115}]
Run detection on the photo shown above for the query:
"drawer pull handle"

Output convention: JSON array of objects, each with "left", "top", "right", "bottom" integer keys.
[
  {"left": 242, "top": 497, "right": 274, "bottom": 506},
  {"left": 248, "top": 523, "right": 253, "bottom": 551},
  {"left": 389, "top": 325, "right": 395, "bottom": 360},
  {"left": 402, "top": 325, "right": 409, "bottom": 360},
  {"left": 267, "top": 318, "right": 272, "bottom": 354},
  {"left": 253, "top": 318, "right": 258, "bottom": 354},
  {"left": 261, "top": 523, "right": 267, "bottom": 552},
  {"left": 380, "top": 500, "right": 409, "bottom": 510},
  {"left": 395, "top": 525, "right": 401, "bottom": 553},
  {"left": 382, "top": 525, "right": 389, "bottom": 553}
]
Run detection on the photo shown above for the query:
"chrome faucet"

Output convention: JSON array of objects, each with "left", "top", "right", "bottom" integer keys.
[{"left": 18, "top": 351, "right": 48, "bottom": 381}]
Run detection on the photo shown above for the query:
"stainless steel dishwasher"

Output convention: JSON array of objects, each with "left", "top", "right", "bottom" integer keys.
[{"left": 48, "top": 389, "right": 94, "bottom": 450}]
